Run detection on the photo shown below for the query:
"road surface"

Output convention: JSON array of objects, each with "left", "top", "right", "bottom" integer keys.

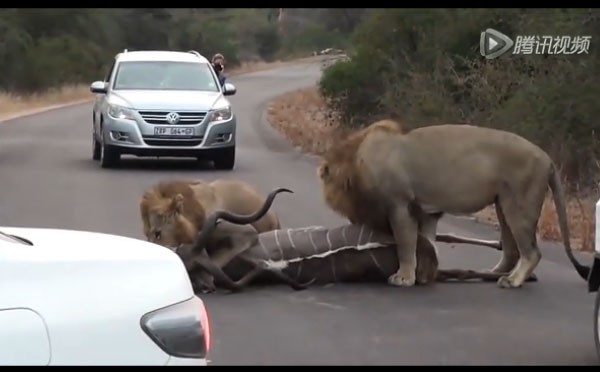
[{"left": 0, "top": 61, "right": 597, "bottom": 365}]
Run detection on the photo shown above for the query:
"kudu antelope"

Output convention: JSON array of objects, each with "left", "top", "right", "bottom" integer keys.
[{"left": 174, "top": 188, "right": 536, "bottom": 293}]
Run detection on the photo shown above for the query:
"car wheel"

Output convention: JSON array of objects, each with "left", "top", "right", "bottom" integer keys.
[
  {"left": 99, "top": 129, "right": 120, "bottom": 168},
  {"left": 92, "top": 134, "right": 101, "bottom": 161},
  {"left": 213, "top": 147, "right": 235, "bottom": 170},
  {"left": 595, "top": 290, "right": 600, "bottom": 362}
]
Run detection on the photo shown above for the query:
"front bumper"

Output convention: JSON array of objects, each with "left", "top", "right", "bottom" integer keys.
[{"left": 102, "top": 112, "right": 236, "bottom": 157}]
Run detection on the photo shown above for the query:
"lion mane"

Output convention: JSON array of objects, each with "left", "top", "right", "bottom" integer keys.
[
  {"left": 139, "top": 178, "right": 283, "bottom": 249},
  {"left": 317, "top": 119, "right": 404, "bottom": 233}
]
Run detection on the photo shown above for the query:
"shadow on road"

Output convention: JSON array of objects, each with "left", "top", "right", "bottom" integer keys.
[{"left": 72, "top": 157, "right": 226, "bottom": 172}]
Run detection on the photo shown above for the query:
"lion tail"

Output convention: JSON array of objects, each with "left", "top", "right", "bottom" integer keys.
[{"left": 548, "top": 163, "right": 590, "bottom": 281}]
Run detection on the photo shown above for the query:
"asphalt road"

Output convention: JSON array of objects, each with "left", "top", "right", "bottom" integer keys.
[{"left": 0, "top": 61, "right": 598, "bottom": 365}]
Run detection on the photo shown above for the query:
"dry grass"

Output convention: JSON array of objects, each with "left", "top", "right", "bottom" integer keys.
[
  {"left": 0, "top": 56, "right": 325, "bottom": 122},
  {"left": 474, "top": 195, "right": 596, "bottom": 252},
  {"left": 228, "top": 55, "right": 325, "bottom": 77},
  {"left": 0, "top": 84, "right": 93, "bottom": 121},
  {"left": 268, "top": 86, "right": 353, "bottom": 156},
  {"left": 267, "top": 86, "right": 598, "bottom": 252}
]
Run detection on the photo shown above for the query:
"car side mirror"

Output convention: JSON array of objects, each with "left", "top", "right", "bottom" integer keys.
[
  {"left": 223, "top": 83, "right": 236, "bottom": 96},
  {"left": 90, "top": 81, "right": 108, "bottom": 94}
]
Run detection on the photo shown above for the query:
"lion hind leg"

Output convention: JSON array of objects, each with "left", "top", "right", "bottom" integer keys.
[
  {"left": 496, "top": 190, "right": 542, "bottom": 289},
  {"left": 387, "top": 205, "right": 419, "bottom": 287},
  {"left": 415, "top": 214, "right": 441, "bottom": 285},
  {"left": 489, "top": 201, "right": 520, "bottom": 273},
  {"left": 415, "top": 234, "right": 439, "bottom": 285}
]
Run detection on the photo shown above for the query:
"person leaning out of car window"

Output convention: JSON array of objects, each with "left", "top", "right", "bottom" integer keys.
[{"left": 211, "top": 53, "right": 226, "bottom": 87}]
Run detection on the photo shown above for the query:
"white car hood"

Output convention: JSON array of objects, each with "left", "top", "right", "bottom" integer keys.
[
  {"left": 0, "top": 226, "right": 193, "bottom": 313},
  {"left": 1, "top": 227, "right": 174, "bottom": 261},
  {"left": 111, "top": 90, "right": 222, "bottom": 111}
]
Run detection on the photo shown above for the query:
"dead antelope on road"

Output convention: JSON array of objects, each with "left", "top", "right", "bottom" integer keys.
[{"left": 173, "top": 188, "right": 538, "bottom": 293}]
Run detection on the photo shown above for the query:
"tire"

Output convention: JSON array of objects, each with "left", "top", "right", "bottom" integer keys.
[
  {"left": 594, "top": 290, "right": 600, "bottom": 362},
  {"left": 100, "top": 143, "right": 120, "bottom": 168},
  {"left": 213, "top": 147, "right": 235, "bottom": 170},
  {"left": 92, "top": 134, "right": 101, "bottom": 161},
  {"left": 98, "top": 126, "right": 120, "bottom": 168}
]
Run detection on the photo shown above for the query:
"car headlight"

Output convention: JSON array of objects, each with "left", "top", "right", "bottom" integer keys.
[
  {"left": 107, "top": 104, "right": 136, "bottom": 121},
  {"left": 208, "top": 106, "right": 232, "bottom": 123}
]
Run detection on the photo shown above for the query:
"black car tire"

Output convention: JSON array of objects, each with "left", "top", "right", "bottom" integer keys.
[
  {"left": 213, "top": 147, "right": 235, "bottom": 170},
  {"left": 100, "top": 143, "right": 120, "bottom": 168},
  {"left": 92, "top": 134, "right": 102, "bottom": 161},
  {"left": 594, "top": 289, "right": 600, "bottom": 363}
]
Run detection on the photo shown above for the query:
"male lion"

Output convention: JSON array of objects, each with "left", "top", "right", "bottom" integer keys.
[
  {"left": 317, "top": 119, "right": 590, "bottom": 289},
  {"left": 139, "top": 178, "right": 282, "bottom": 249}
]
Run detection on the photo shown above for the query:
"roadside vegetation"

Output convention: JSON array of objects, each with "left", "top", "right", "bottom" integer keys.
[
  {"left": 269, "top": 9, "right": 600, "bottom": 251},
  {"left": 0, "top": 8, "right": 371, "bottom": 118}
]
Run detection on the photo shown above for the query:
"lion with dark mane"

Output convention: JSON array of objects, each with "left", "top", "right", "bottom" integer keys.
[{"left": 317, "top": 119, "right": 590, "bottom": 289}]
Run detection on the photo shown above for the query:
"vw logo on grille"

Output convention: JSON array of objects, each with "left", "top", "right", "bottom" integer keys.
[{"left": 166, "top": 112, "right": 180, "bottom": 125}]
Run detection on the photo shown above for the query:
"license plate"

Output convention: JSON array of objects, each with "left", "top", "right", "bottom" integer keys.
[{"left": 153, "top": 126, "right": 194, "bottom": 136}]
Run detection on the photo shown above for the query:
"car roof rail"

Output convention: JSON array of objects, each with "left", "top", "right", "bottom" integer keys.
[{"left": 187, "top": 50, "right": 201, "bottom": 58}]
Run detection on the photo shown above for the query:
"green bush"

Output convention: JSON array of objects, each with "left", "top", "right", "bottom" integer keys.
[
  {"left": 255, "top": 24, "right": 281, "bottom": 62},
  {"left": 281, "top": 23, "right": 348, "bottom": 57},
  {"left": 0, "top": 9, "right": 365, "bottom": 93},
  {"left": 319, "top": 8, "right": 600, "bottom": 188}
]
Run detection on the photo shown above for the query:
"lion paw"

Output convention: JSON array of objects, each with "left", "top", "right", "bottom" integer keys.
[
  {"left": 497, "top": 275, "right": 523, "bottom": 289},
  {"left": 388, "top": 271, "right": 416, "bottom": 287}
]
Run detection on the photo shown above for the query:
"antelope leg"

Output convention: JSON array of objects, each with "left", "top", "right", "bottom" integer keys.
[
  {"left": 210, "top": 222, "right": 260, "bottom": 269},
  {"left": 436, "top": 269, "right": 538, "bottom": 282},
  {"left": 256, "top": 262, "right": 316, "bottom": 290},
  {"left": 182, "top": 222, "right": 259, "bottom": 290},
  {"left": 194, "top": 250, "right": 216, "bottom": 292},
  {"left": 435, "top": 233, "right": 502, "bottom": 251},
  {"left": 233, "top": 266, "right": 265, "bottom": 287},
  {"left": 267, "top": 269, "right": 316, "bottom": 290},
  {"left": 192, "top": 255, "right": 245, "bottom": 292},
  {"left": 190, "top": 267, "right": 217, "bottom": 294}
]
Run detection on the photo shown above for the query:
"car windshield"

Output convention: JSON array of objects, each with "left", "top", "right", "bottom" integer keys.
[{"left": 112, "top": 61, "right": 220, "bottom": 92}]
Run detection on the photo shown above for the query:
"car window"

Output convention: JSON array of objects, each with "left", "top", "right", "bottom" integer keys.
[{"left": 112, "top": 61, "right": 220, "bottom": 92}]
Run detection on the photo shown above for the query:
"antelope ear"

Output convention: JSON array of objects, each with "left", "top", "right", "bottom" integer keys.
[{"left": 172, "top": 193, "right": 184, "bottom": 214}]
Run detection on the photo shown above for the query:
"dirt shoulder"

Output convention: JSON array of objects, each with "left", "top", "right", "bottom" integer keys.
[
  {"left": 267, "top": 86, "right": 596, "bottom": 252},
  {"left": 0, "top": 56, "right": 325, "bottom": 123}
]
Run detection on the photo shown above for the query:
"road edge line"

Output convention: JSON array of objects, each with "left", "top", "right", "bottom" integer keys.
[{"left": 0, "top": 98, "right": 95, "bottom": 124}]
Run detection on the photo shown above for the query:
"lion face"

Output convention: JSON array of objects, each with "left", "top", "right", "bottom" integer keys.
[{"left": 142, "top": 193, "right": 197, "bottom": 250}]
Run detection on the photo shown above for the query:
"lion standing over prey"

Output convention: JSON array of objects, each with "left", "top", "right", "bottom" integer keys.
[
  {"left": 317, "top": 119, "right": 590, "bottom": 289},
  {"left": 139, "top": 178, "right": 282, "bottom": 249}
]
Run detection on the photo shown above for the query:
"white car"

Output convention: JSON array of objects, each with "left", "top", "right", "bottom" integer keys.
[{"left": 0, "top": 227, "right": 211, "bottom": 366}]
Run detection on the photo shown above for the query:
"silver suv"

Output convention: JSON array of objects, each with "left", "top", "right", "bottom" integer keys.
[{"left": 90, "top": 50, "right": 237, "bottom": 169}]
